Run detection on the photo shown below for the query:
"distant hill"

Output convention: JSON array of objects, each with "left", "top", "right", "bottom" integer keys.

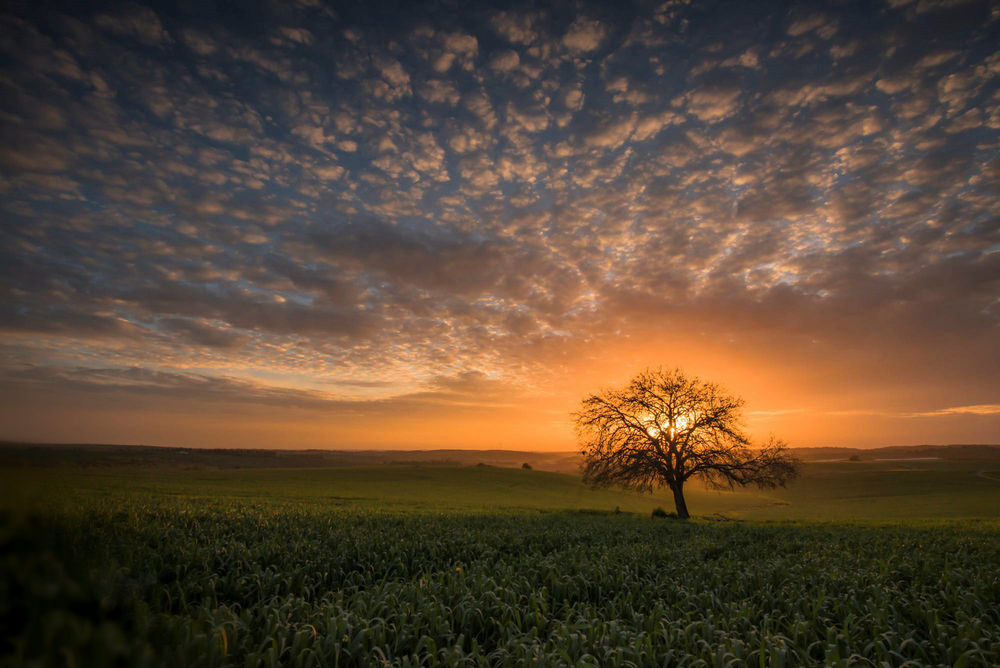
[
  {"left": 0, "top": 441, "right": 582, "bottom": 472},
  {"left": 792, "top": 444, "right": 1000, "bottom": 462},
  {"left": 2, "top": 441, "right": 998, "bottom": 471}
]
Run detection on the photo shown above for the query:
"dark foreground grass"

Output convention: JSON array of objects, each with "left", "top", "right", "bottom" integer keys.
[{"left": 2, "top": 495, "right": 999, "bottom": 667}]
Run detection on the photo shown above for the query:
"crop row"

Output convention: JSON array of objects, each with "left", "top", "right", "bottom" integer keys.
[{"left": 2, "top": 499, "right": 998, "bottom": 666}]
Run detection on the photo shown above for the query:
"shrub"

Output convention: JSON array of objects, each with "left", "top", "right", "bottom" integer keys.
[{"left": 521, "top": 462, "right": 532, "bottom": 470}]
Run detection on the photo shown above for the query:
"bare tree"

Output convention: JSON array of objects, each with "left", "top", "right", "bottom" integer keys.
[{"left": 575, "top": 368, "right": 798, "bottom": 519}]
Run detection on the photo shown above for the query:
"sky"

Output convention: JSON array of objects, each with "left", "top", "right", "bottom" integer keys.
[{"left": 0, "top": 0, "right": 998, "bottom": 450}]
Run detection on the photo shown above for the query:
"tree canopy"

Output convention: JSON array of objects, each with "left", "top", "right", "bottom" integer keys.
[{"left": 575, "top": 368, "right": 798, "bottom": 518}]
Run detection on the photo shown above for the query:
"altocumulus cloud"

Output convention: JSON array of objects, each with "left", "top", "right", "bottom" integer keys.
[{"left": 0, "top": 0, "right": 998, "bottom": 447}]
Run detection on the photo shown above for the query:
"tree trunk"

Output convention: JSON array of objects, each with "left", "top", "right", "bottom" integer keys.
[{"left": 671, "top": 483, "right": 690, "bottom": 519}]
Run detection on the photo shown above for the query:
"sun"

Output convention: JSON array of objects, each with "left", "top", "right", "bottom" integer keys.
[{"left": 643, "top": 413, "right": 691, "bottom": 438}]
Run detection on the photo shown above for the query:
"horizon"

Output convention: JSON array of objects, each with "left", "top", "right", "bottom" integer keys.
[
  {"left": 5, "top": 439, "right": 1000, "bottom": 454},
  {"left": 1, "top": 0, "right": 998, "bottom": 450}
]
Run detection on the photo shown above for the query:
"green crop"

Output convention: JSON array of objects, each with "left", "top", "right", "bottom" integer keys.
[{"left": 2, "top": 496, "right": 998, "bottom": 667}]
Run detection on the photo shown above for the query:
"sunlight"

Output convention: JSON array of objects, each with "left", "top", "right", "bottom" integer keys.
[
  {"left": 674, "top": 414, "right": 690, "bottom": 433},
  {"left": 643, "top": 413, "right": 691, "bottom": 439}
]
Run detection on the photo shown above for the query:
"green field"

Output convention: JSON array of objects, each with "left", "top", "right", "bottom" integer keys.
[
  {"left": 4, "top": 454, "right": 1000, "bottom": 521},
  {"left": 2, "top": 446, "right": 1000, "bottom": 666}
]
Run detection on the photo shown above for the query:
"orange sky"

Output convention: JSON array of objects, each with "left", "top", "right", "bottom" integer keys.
[{"left": 3, "top": 323, "right": 997, "bottom": 449}]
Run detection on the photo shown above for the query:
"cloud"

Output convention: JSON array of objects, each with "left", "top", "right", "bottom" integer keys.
[
  {"left": 442, "top": 32, "right": 478, "bottom": 59},
  {"left": 492, "top": 10, "right": 539, "bottom": 45},
  {"left": 429, "top": 31, "right": 478, "bottom": 72},
  {"left": 505, "top": 101, "right": 549, "bottom": 133},
  {"left": 376, "top": 56, "right": 411, "bottom": 95},
  {"left": 581, "top": 114, "right": 635, "bottom": 149},
  {"left": 94, "top": 4, "right": 171, "bottom": 45},
  {"left": 158, "top": 317, "right": 246, "bottom": 349},
  {"left": 906, "top": 404, "right": 1000, "bottom": 418},
  {"left": 632, "top": 112, "right": 681, "bottom": 141},
  {"left": 678, "top": 87, "right": 742, "bottom": 122},
  {"left": 276, "top": 26, "right": 314, "bottom": 45},
  {"left": 562, "top": 17, "right": 607, "bottom": 53},
  {"left": 489, "top": 49, "right": 520, "bottom": 72},
  {"left": 314, "top": 164, "right": 345, "bottom": 180},
  {"left": 0, "top": 364, "right": 530, "bottom": 425},
  {"left": 305, "top": 218, "right": 526, "bottom": 297},
  {"left": 420, "top": 79, "right": 461, "bottom": 105},
  {"left": 786, "top": 12, "right": 837, "bottom": 39},
  {"left": 180, "top": 29, "right": 218, "bottom": 55},
  {"left": 0, "top": 365, "right": 337, "bottom": 409}
]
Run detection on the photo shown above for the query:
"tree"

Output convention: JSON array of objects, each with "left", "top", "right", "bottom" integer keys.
[{"left": 574, "top": 368, "right": 798, "bottom": 519}]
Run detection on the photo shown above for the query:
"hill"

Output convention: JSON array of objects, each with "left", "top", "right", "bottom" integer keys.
[
  {"left": 792, "top": 444, "right": 1000, "bottom": 461},
  {"left": 0, "top": 441, "right": 581, "bottom": 472},
  {"left": 4, "top": 441, "right": 1000, "bottom": 472}
]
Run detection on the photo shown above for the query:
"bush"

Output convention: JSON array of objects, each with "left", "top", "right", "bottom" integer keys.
[{"left": 521, "top": 462, "right": 532, "bottom": 470}]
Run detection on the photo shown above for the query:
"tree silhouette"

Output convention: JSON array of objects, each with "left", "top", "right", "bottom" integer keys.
[{"left": 575, "top": 368, "right": 798, "bottom": 518}]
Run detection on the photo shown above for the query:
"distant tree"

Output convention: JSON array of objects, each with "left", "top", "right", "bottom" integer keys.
[
  {"left": 521, "top": 462, "right": 532, "bottom": 470},
  {"left": 574, "top": 368, "right": 799, "bottom": 519}
]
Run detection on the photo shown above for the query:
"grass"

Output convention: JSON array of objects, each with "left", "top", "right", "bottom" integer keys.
[
  {"left": 3, "top": 456, "right": 999, "bottom": 520},
  {"left": 2, "top": 451, "right": 999, "bottom": 665},
  {"left": 736, "top": 458, "right": 1000, "bottom": 520}
]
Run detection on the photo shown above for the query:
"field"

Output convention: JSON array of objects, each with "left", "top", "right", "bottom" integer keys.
[{"left": 2, "top": 444, "right": 1000, "bottom": 666}]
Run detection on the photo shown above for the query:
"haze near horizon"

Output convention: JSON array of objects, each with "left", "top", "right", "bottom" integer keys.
[{"left": 1, "top": 0, "right": 998, "bottom": 450}]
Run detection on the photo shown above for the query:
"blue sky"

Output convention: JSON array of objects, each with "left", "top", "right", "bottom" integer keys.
[{"left": 1, "top": 0, "right": 998, "bottom": 448}]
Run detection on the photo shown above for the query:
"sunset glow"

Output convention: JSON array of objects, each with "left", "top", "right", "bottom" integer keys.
[
  {"left": 1, "top": 0, "right": 998, "bottom": 449},
  {"left": 671, "top": 415, "right": 690, "bottom": 438},
  {"left": 644, "top": 413, "right": 690, "bottom": 439}
]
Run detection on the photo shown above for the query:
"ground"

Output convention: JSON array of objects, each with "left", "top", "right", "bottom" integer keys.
[
  {"left": 3, "top": 445, "right": 999, "bottom": 520},
  {"left": 1, "top": 444, "right": 999, "bottom": 666}
]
